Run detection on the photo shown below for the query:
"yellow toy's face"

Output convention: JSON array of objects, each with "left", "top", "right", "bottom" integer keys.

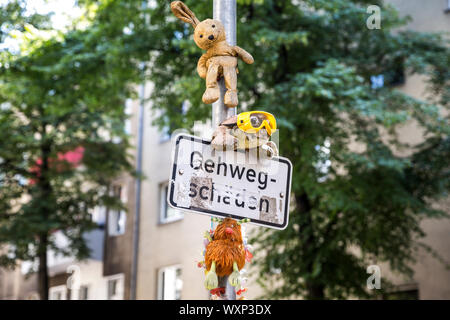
[
  {"left": 230, "top": 111, "right": 276, "bottom": 150},
  {"left": 237, "top": 111, "right": 277, "bottom": 136},
  {"left": 194, "top": 19, "right": 226, "bottom": 50}
]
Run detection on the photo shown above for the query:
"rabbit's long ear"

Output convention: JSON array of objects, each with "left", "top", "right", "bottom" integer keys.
[{"left": 170, "top": 1, "right": 200, "bottom": 28}]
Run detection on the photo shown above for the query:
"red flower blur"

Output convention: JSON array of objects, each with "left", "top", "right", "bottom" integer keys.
[{"left": 29, "top": 146, "right": 84, "bottom": 185}]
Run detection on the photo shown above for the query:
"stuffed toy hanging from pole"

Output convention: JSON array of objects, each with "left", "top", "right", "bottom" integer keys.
[
  {"left": 200, "top": 217, "right": 252, "bottom": 292},
  {"left": 170, "top": 1, "right": 254, "bottom": 108},
  {"left": 211, "top": 111, "right": 279, "bottom": 159}
]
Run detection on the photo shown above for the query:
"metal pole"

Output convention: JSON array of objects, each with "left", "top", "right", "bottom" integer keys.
[
  {"left": 130, "top": 79, "right": 145, "bottom": 300},
  {"left": 130, "top": 0, "right": 149, "bottom": 300},
  {"left": 212, "top": 0, "right": 237, "bottom": 128},
  {"left": 212, "top": 0, "right": 237, "bottom": 301}
]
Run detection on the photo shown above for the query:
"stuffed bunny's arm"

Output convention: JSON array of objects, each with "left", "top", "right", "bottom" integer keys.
[
  {"left": 197, "top": 54, "right": 208, "bottom": 79},
  {"left": 233, "top": 46, "right": 254, "bottom": 65}
]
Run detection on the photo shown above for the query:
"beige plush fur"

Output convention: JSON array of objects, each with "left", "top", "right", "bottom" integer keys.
[{"left": 171, "top": 1, "right": 254, "bottom": 108}]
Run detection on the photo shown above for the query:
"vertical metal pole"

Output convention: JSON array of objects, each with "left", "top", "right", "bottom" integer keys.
[
  {"left": 212, "top": 0, "right": 237, "bottom": 301},
  {"left": 212, "top": 0, "right": 237, "bottom": 128},
  {"left": 130, "top": 0, "right": 149, "bottom": 300},
  {"left": 130, "top": 76, "right": 145, "bottom": 300}
]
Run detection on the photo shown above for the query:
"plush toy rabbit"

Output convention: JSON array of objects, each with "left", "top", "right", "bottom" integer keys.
[{"left": 170, "top": 1, "right": 254, "bottom": 108}]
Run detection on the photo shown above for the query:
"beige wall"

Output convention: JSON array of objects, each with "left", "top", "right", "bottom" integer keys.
[
  {"left": 388, "top": 0, "right": 450, "bottom": 33},
  {"left": 69, "top": 260, "right": 118, "bottom": 300},
  {"left": 135, "top": 83, "right": 209, "bottom": 300},
  {"left": 383, "top": 0, "right": 450, "bottom": 299}
]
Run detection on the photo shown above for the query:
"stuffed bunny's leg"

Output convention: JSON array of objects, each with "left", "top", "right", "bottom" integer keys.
[
  {"left": 223, "top": 66, "right": 238, "bottom": 108},
  {"left": 203, "top": 64, "right": 220, "bottom": 104}
]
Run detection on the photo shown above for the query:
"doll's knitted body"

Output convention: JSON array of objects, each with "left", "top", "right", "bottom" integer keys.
[{"left": 204, "top": 218, "right": 246, "bottom": 289}]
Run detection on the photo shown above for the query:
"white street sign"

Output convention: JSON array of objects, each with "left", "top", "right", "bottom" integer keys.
[{"left": 168, "top": 134, "right": 292, "bottom": 229}]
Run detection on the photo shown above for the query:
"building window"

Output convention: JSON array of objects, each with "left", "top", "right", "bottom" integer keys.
[
  {"left": 383, "top": 289, "right": 419, "bottom": 300},
  {"left": 106, "top": 274, "right": 124, "bottom": 300},
  {"left": 79, "top": 285, "right": 89, "bottom": 300},
  {"left": 385, "top": 59, "right": 405, "bottom": 86},
  {"left": 159, "top": 101, "right": 188, "bottom": 143},
  {"left": 49, "top": 285, "right": 67, "bottom": 300},
  {"left": 159, "top": 123, "right": 171, "bottom": 143},
  {"left": 25, "top": 292, "right": 39, "bottom": 300},
  {"left": 381, "top": 283, "right": 419, "bottom": 300},
  {"left": 108, "top": 185, "right": 127, "bottom": 236},
  {"left": 370, "top": 74, "right": 384, "bottom": 89},
  {"left": 124, "top": 98, "right": 133, "bottom": 135},
  {"left": 160, "top": 182, "right": 183, "bottom": 224},
  {"left": 446, "top": 0, "right": 450, "bottom": 13},
  {"left": 92, "top": 206, "right": 106, "bottom": 227},
  {"left": 157, "top": 265, "right": 182, "bottom": 300}
]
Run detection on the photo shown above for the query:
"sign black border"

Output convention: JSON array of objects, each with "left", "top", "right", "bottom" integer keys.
[{"left": 168, "top": 134, "right": 292, "bottom": 230}]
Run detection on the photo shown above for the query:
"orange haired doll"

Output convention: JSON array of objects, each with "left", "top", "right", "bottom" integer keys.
[{"left": 204, "top": 217, "right": 249, "bottom": 290}]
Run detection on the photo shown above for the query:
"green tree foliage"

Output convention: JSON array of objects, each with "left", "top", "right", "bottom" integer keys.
[
  {"left": 0, "top": 3, "right": 141, "bottom": 299},
  {"left": 132, "top": 0, "right": 449, "bottom": 299}
]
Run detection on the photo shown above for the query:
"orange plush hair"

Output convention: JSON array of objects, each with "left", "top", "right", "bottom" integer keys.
[{"left": 204, "top": 217, "right": 246, "bottom": 277}]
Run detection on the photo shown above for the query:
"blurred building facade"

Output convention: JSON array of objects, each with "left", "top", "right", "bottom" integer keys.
[
  {"left": 0, "top": 0, "right": 449, "bottom": 300},
  {"left": 0, "top": 175, "right": 136, "bottom": 300},
  {"left": 373, "top": 0, "right": 450, "bottom": 299}
]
